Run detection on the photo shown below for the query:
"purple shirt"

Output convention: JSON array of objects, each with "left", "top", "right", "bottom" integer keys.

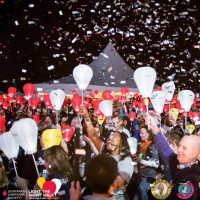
[{"left": 153, "top": 131, "right": 174, "bottom": 165}]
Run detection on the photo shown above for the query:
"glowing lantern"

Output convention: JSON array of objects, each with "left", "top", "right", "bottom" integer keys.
[
  {"left": 0, "top": 131, "right": 19, "bottom": 159},
  {"left": 99, "top": 100, "right": 113, "bottom": 117},
  {"left": 50, "top": 89, "right": 65, "bottom": 111},
  {"left": 73, "top": 64, "right": 93, "bottom": 91},
  {"left": 93, "top": 100, "right": 102, "bottom": 115},
  {"left": 178, "top": 90, "right": 194, "bottom": 112},
  {"left": 129, "top": 111, "right": 136, "bottom": 122},
  {"left": 16, "top": 95, "right": 22, "bottom": 104},
  {"left": 162, "top": 81, "right": 175, "bottom": 102},
  {"left": 8, "top": 87, "right": 17, "bottom": 98},
  {"left": 0, "top": 95, "right": 3, "bottom": 105},
  {"left": 23, "top": 83, "right": 35, "bottom": 99},
  {"left": 121, "top": 87, "right": 128, "bottom": 96},
  {"left": 42, "top": 129, "right": 62, "bottom": 149},
  {"left": 11, "top": 118, "right": 38, "bottom": 154},
  {"left": 102, "top": 90, "right": 113, "bottom": 100},
  {"left": 28, "top": 98, "right": 39, "bottom": 110},
  {"left": 133, "top": 66, "right": 157, "bottom": 98},
  {"left": 150, "top": 91, "right": 166, "bottom": 114},
  {"left": 71, "top": 94, "right": 82, "bottom": 112},
  {"left": 61, "top": 126, "right": 74, "bottom": 142}
]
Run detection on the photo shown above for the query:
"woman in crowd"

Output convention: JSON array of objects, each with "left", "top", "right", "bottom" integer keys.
[
  {"left": 123, "top": 116, "right": 132, "bottom": 133},
  {"left": 40, "top": 114, "right": 55, "bottom": 128},
  {"left": 133, "top": 123, "right": 159, "bottom": 200},
  {"left": 81, "top": 104, "right": 134, "bottom": 200},
  {"left": 112, "top": 116, "right": 131, "bottom": 138},
  {"left": 43, "top": 145, "right": 73, "bottom": 200}
]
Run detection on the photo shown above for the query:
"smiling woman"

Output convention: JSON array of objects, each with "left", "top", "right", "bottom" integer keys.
[{"left": 81, "top": 104, "right": 133, "bottom": 200}]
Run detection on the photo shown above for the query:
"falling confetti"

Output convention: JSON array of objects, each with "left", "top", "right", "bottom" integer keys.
[{"left": 0, "top": 0, "right": 199, "bottom": 92}]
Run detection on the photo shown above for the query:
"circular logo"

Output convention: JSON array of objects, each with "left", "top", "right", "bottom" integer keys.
[
  {"left": 176, "top": 181, "right": 194, "bottom": 199},
  {"left": 151, "top": 179, "right": 172, "bottom": 199}
]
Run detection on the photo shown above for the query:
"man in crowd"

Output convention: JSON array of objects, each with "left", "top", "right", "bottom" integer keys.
[
  {"left": 70, "top": 154, "right": 119, "bottom": 200},
  {"left": 146, "top": 114, "right": 200, "bottom": 199}
]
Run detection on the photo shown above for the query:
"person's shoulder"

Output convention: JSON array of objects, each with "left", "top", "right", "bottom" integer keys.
[{"left": 120, "top": 156, "right": 132, "bottom": 163}]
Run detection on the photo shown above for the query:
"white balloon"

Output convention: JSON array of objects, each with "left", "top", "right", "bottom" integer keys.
[
  {"left": 52, "top": 178, "right": 61, "bottom": 196},
  {"left": 133, "top": 66, "right": 157, "bottom": 98},
  {"left": 50, "top": 89, "right": 65, "bottom": 111},
  {"left": 0, "top": 132, "right": 19, "bottom": 159},
  {"left": 73, "top": 64, "right": 93, "bottom": 90},
  {"left": 99, "top": 100, "right": 113, "bottom": 117},
  {"left": 150, "top": 91, "right": 166, "bottom": 114},
  {"left": 162, "top": 81, "right": 175, "bottom": 101},
  {"left": 178, "top": 90, "right": 194, "bottom": 112},
  {"left": 11, "top": 118, "right": 38, "bottom": 154}
]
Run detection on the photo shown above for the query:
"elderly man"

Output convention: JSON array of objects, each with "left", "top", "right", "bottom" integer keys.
[{"left": 146, "top": 114, "right": 200, "bottom": 199}]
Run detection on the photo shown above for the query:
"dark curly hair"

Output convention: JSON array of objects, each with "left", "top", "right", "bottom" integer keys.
[{"left": 101, "top": 131, "right": 132, "bottom": 161}]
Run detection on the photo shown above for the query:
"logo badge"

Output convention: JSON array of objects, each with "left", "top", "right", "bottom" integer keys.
[
  {"left": 151, "top": 179, "right": 172, "bottom": 199},
  {"left": 176, "top": 181, "right": 194, "bottom": 199},
  {"left": 37, "top": 177, "right": 61, "bottom": 198}
]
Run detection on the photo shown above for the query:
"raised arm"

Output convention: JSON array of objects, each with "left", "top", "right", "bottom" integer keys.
[
  {"left": 80, "top": 104, "right": 103, "bottom": 152},
  {"left": 145, "top": 114, "right": 174, "bottom": 165}
]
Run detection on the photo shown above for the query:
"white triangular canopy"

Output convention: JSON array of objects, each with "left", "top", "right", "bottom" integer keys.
[{"left": 34, "top": 42, "right": 157, "bottom": 95}]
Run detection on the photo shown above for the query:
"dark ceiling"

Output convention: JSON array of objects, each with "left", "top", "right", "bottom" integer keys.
[{"left": 0, "top": 0, "right": 200, "bottom": 92}]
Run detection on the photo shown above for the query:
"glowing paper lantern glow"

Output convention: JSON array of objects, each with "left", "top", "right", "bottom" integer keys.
[
  {"left": 43, "top": 95, "right": 52, "bottom": 107},
  {"left": 0, "top": 95, "right": 3, "bottom": 105},
  {"left": 178, "top": 90, "right": 194, "bottom": 112},
  {"left": 187, "top": 124, "right": 195, "bottom": 134},
  {"left": 16, "top": 95, "right": 22, "bottom": 104},
  {"left": 2, "top": 101, "right": 9, "bottom": 110},
  {"left": 121, "top": 87, "right": 128, "bottom": 96},
  {"left": 93, "top": 100, "right": 102, "bottom": 115},
  {"left": 73, "top": 64, "right": 93, "bottom": 90},
  {"left": 133, "top": 66, "right": 157, "bottom": 98},
  {"left": 162, "top": 81, "right": 175, "bottom": 102},
  {"left": 99, "top": 100, "right": 113, "bottom": 117},
  {"left": 61, "top": 126, "right": 74, "bottom": 142},
  {"left": 0, "top": 132, "right": 19, "bottom": 159},
  {"left": 11, "top": 118, "right": 38, "bottom": 154},
  {"left": 71, "top": 94, "right": 82, "bottom": 112},
  {"left": 28, "top": 98, "right": 39, "bottom": 110},
  {"left": 169, "top": 108, "right": 179, "bottom": 122},
  {"left": 8, "top": 87, "right": 17, "bottom": 98},
  {"left": 129, "top": 111, "right": 136, "bottom": 122},
  {"left": 42, "top": 129, "right": 62, "bottom": 149},
  {"left": 23, "top": 83, "right": 35, "bottom": 99},
  {"left": 50, "top": 89, "right": 65, "bottom": 111},
  {"left": 150, "top": 91, "right": 166, "bottom": 114},
  {"left": 102, "top": 90, "right": 113, "bottom": 100}
]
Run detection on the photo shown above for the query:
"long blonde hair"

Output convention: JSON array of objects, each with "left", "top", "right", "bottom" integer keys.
[{"left": 44, "top": 145, "right": 72, "bottom": 181}]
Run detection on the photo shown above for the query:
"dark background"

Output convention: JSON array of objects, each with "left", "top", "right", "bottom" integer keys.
[{"left": 0, "top": 0, "right": 200, "bottom": 92}]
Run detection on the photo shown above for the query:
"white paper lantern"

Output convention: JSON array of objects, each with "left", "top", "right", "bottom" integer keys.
[
  {"left": 11, "top": 118, "right": 38, "bottom": 154},
  {"left": 162, "top": 81, "right": 175, "bottom": 101},
  {"left": 99, "top": 100, "right": 113, "bottom": 117},
  {"left": 50, "top": 89, "right": 65, "bottom": 111},
  {"left": 133, "top": 66, "right": 157, "bottom": 98},
  {"left": 150, "top": 91, "right": 166, "bottom": 114},
  {"left": 0, "top": 132, "right": 19, "bottom": 159},
  {"left": 73, "top": 64, "right": 93, "bottom": 90},
  {"left": 178, "top": 90, "right": 194, "bottom": 112}
]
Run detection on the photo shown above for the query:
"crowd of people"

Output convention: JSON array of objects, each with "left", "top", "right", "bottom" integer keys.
[{"left": 0, "top": 94, "right": 200, "bottom": 200}]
